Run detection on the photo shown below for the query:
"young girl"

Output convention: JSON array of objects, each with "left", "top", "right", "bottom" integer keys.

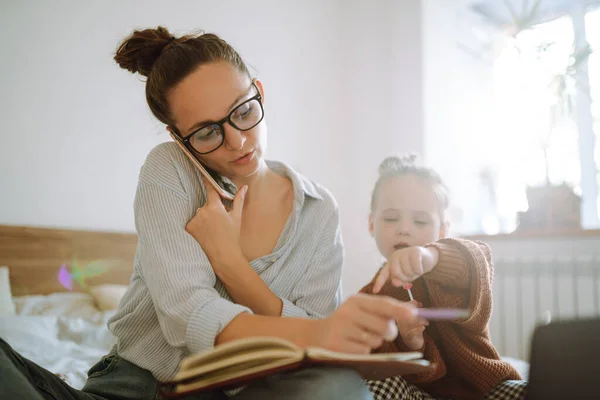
[{"left": 360, "top": 155, "right": 526, "bottom": 400}]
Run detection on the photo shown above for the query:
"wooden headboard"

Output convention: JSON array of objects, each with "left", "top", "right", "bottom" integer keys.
[{"left": 0, "top": 224, "right": 138, "bottom": 296}]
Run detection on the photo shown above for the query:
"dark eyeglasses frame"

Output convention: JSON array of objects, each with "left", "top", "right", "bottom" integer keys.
[{"left": 171, "top": 81, "right": 264, "bottom": 155}]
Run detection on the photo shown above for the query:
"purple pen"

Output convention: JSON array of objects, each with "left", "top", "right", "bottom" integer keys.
[{"left": 416, "top": 308, "right": 471, "bottom": 321}]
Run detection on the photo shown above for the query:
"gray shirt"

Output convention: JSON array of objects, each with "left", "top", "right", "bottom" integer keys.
[{"left": 107, "top": 142, "right": 344, "bottom": 381}]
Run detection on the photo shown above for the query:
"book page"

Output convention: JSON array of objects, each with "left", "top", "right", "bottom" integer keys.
[
  {"left": 179, "top": 336, "right": 301, "bottom": 372},
  {"left": 313, "top": 358, "right": 433, "bottom": 381},
  {"left": 305, "top": 347, "right": 424, "bottom": 362},
  {"left": 174, "top": 349, "right": 299, "bottom": 382},
  {"left": 174, "top": 356, "right": 304, "bottom": 394}
]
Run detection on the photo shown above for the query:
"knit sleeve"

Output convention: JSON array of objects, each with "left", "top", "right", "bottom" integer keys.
[
  {"left": 425, "top": 238, "right": 495, "bottom": 332},
  {"left": 422, "top": 238, "right": 522, "bottom": 399},
  {"left": 424, "top": 240, "right": 471, "bottom": 288}
]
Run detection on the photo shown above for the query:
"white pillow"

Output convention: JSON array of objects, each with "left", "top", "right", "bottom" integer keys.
[
  {"left": 89, "top": 284, "right": 128, "bottom": 311},
  {"left": 14, "top": 292, "right": 99, "bottom": 321},
  {"left": 0, "top": 267, "right": 16, "bottom": 316}
]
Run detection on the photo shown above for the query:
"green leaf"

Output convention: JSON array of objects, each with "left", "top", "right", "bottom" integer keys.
[
  {"left": 504, "top": 0, "right": 542, "bottom": 33},
  {"left": 83, "top": 261, "right": 111, "bottom": 278},
  {"left": 570, "top": 44, "right": 593, "bottom": 71},
  {"left": 504, "top": 0, "right": 520, "bottom": 27},
  {"left": 526, "top": 0, "right": 542, "bottom": 27},
  {"left": 72, "top": 255, "right": 82, "bottom": 276},
  {"left": 73, "top": 273, "right": 86, "bottom": 287}
]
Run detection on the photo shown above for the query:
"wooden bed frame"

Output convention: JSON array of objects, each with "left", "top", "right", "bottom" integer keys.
[{"left": 0, "top": 224, "right": 138, "bottom": 296}]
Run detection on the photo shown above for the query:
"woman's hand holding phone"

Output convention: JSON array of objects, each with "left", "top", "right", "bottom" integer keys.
[{"left": 185, "top": 176, "right": 248, "bottom": 273}]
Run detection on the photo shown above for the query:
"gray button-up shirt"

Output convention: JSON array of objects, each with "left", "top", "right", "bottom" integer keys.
[{"left": 108, "top": 142, "right": 344, "bottom": 381}]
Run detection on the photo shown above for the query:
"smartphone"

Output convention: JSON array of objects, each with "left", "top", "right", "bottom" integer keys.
[
  {"left": 169, "top": 131, "right": 235, "bottom": 201},
  {"left": 415, "top": 308, "right": 471, "bottom": 321}
]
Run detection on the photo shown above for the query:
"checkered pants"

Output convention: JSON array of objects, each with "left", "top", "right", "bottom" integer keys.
[{"left": 366, "top": 376, "right": 527, "bottom": 400}]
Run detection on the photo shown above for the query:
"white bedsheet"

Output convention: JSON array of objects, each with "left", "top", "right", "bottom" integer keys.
[{"left": 0, "top": 293, "right": 116, "bottom": 389}]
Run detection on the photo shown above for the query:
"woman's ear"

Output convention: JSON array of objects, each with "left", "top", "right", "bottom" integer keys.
[
  {"left": 368, "top": 214, "right": 375, "bottom": 237},
  {"left": 254, "top": 79, "right": 265, "bottom": 105}
]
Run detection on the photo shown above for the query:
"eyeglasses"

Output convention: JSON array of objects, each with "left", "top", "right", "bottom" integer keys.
[{"left": 174, "top": 82, "right": 264, "bottom": 155}]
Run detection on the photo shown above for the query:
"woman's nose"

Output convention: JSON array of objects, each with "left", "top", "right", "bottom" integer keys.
[{"left": 223, "top": 124, "right": 246, "bottom": 151}]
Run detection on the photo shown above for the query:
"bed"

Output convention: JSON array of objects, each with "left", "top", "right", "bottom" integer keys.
[{"left": 0, "top": 224, "right": 138, "bottom": 389}]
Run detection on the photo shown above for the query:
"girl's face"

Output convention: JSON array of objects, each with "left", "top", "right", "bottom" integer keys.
[
  {"left": 369, "top": 174, "right": 447, "bottom": 260},
  {"left": 167, "top": 61, "right": 267, "bottom": 180}
]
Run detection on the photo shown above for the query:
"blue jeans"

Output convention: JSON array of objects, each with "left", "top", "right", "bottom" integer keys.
[{"left": 0, "top": 338, "right": 373, "bottom": 400}]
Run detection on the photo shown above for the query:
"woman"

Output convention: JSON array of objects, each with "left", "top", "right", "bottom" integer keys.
[{"left": 0, "top": 26, "right": 420, "bottom": 400}]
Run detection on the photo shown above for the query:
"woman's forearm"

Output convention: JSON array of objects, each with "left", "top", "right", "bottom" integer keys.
[
  {"left": 216, "top": 312, "right": 318, "bottom": 347},
  {"left": 214, "top": 256, "right": 283, "bottom": 316}
]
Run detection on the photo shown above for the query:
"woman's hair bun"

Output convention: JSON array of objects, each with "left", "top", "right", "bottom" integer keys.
[{"left": 114, "top": 26, "right": 176, "bottom": 77}]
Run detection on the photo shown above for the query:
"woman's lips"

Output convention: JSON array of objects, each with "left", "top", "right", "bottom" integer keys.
[{"left": 232, "top": 150, "right": 255, "bottom": 165}]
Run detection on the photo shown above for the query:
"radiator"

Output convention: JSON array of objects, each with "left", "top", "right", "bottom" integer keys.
[{"left": 489, "top": 255, "right": 600, "bottom": 361}]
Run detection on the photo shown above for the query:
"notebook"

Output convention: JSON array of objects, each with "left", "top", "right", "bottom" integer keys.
[{"left": 158, "top": 336, "right": 434, "bottom": 397}]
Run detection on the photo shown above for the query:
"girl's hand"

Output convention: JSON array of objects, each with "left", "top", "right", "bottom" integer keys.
[
  {"left": 372, "top": 246, "right": 439, "bottom": 293},
  {"left": 396, "top": 300, "right": 428, "bottom": 350}
]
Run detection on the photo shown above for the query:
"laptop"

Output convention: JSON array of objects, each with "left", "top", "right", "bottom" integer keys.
[{"left": 527, "top": 318, "right": 600, "bottom": 399}]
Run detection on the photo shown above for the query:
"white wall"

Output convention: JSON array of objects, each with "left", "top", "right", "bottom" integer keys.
[
  {"left": 337, "top": 0, "right": 425, "bottom": 295},
  {"left": 0, "top": 0, "right": 424, "bottom": 297},
  {"left": 422, "top": 0, "right": 498, "bottom": 235},
  {"left": 0, "top": 0, "right": 346, "bottom": 232}
]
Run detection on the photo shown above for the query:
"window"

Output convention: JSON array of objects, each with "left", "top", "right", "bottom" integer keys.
[
  {"left": 489, "top": 5, "right": 600, "bottom": 231},
  {"left": 586, "top": 8, "right": 600, "bottom": 219}
]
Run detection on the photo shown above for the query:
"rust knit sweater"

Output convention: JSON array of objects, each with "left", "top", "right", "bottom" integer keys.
[{"left": 360, "top": 238, "right": 521, "bottom": 400}]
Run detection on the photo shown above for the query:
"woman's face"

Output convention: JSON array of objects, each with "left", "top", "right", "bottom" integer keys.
[{"left": 167, "top": 61, "right": 266, "bottom": 179}]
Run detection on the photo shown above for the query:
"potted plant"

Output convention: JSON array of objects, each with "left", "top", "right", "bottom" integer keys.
[{"left": 514, "top": 24, "right": 591, "bottom": 231}]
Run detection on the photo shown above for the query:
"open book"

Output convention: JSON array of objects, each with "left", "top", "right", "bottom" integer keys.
[{"left": 159, "top": 336, "right": 433, "bottom": 397}]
